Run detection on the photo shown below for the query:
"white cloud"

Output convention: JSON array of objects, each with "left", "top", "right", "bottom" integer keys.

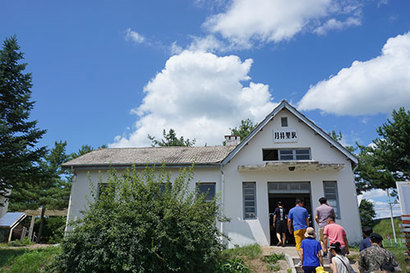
[
  {"left": 110, "top": 50, "right": 277, "bottom": 147},
  {"left": 314, "top": 17, "right": 361, "bottom": 35},
  {"left": 125, "top": 28, "right": 145, "bottom": 44},
  {"left": 203, "top": 0, "right": 361, "bottom": 48},
  {"left": 298, "top": 31, "right": 410, "bottom": 115}
]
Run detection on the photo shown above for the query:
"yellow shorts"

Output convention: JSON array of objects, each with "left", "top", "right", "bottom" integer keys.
[{"left": 294, "top": 229, "right": 306, "bottom": 251}]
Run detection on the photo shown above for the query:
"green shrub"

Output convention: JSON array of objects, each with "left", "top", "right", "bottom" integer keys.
[
  {"left": 7, "top": 238, "right": 34, "bottom": 247},
  {"left": 222, "top": 244, "right": 262, "bottom": 260},
  {"left": 262, "top": 253, "right": 285, "bottom": 271},
  {"left": 218, "top": 256, "right": 251, "bottom": 273},
  {"left": 56, "top": 166, "right": 227, "bottom": 273}
]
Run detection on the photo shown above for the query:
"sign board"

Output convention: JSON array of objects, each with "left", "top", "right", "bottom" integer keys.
[
  {"left": 396, "top": 181, "right": 410, "bottom": 215},
  {"left": 273, "top": 129, "right": 298, "bottom": 143}
]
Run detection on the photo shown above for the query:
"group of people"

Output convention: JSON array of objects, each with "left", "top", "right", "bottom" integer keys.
[{"left": 272, "top": 198, "right": 401, "bottom": 273}]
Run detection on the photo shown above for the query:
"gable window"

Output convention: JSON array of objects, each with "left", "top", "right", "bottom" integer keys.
[
  {"left": 243, "top": 182, "right": 257, "bottom": 219},
  {"left": 323, "top": 181, "right": 340, "bottom": 219},
  {"left": 196, "top": 183, "right": 216, "bottom": 202},
  {"left": 263, "top": 148, "right": 311, "bottom": 161},
  {"left": 281, "top": 117, "right": 288, "bottom": 127}
]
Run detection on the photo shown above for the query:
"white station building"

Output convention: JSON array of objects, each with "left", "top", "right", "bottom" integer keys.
[{"left": 63, "top": 100, "right": 362, "bottom": 246}]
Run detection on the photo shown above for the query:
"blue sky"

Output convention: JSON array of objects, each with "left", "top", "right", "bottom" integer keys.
[{"left": 2, "top": 0, "right": 409, "bottom": 217}]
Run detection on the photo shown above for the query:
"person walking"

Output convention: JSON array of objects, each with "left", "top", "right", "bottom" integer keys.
[
  {"left": 359, "top": 226, "right": 373, "bottom": 251},
  {"left": 323, "top": 216, "right": 349, "bottom": 262},
  {"left": 288, "top": 199, "right": 309, "bottom": 263},
  {"left": 358, "top": 233, "right": 401, "bottom": 273},
  {"left": 329, "top": 242, "right": 354, "bottom": 273},
  {"left": 273, "top": 201, "right": 287, "bottom": 246},
  {"left": 314, "top": 197, "right": 335, "bottom": 255},
  {"left": 300, "top": 227, "right": 324, "bottom": 273}
]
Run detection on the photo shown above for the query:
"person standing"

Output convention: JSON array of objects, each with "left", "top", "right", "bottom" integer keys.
[
  {"left": 323, "top": 216, "right": 349, "bottom": 261},
  {"left": 300, "top": 227, "right": 324, "bottom": 273},
  {"left": 314, "top": 197, "right": 335, "bottom": 255},
  {"left": 359, "top": 226, "right": 373, "bottom": 251},
  {"left": 358, "top": 233, "right": 401, "bottom": 273},
  {"left": 329, "top": 242, "right": 354, "bottom": 273},
  {"left": 273, "top": 201, "right": 287, "bottom": 246},
  {"left": 288, "top": 199, "right": 310, "bottom": 263}
]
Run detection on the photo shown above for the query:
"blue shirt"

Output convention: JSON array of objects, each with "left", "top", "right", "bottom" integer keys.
[
  {"left": 288, "top": 206, "right": 309, "bottom": 231},
  {"left": 301, "top": 238, "right": 321, "bottom": 267},
  {"left": 359, "top": 237, "right": 371, "bottom": 251}
]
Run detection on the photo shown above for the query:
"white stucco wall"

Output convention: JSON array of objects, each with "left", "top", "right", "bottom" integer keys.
[
  {"left": 66, "top": 108, "right": 362, "bottom": 247},
  {"left": 66, "top": 167, "right": 222, "bottom": 231},
  {"left": 221, "top": 109, "right": 361, "bottom": 246}
]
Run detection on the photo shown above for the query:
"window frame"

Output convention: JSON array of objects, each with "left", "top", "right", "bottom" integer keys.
[
  {"left": 323, "top": 181, "right": 341, "bottom": 219},
  {"left": 97, "top": 182, "right": 109, "bottom": 199},
  {"left": 243, "top": 182, "right": 257, "bottom": 219},
  {"left": 196, "top": 182, "right": 216, "bottom": 202},
  {"left": 281, "top": 117, "right": 288, "bottom": 127},
  {"left": 263, "top": 148, "right": 311, "bottom": 161}
]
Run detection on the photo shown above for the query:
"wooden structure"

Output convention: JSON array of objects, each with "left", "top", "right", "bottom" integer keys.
[
  {"left": 24, "top": 208, "right": 68, "bottom": 240},
  {"left": 396, "top": 182, "right": 410, "bottom": 268}
]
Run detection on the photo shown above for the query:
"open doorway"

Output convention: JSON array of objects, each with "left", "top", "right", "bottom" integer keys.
[{"left": 268, "top": 182, "right": 313, "bottom": 246}]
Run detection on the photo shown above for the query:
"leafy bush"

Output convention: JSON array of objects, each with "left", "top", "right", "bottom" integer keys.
[
  {"left": 222, "top": 244, "right": 261, "bottom": 260},
  {"left": 7, "top": 238, "right": 34, "bottom": 247},
  {"left": 56, "top": 166, "right": 226, "bottom": 273},
  {"left": 218, "top": 257, "right": 251, "bottom": 273},
  {"left": 262, "top": 253, "right": 285, "bottom": 271}
]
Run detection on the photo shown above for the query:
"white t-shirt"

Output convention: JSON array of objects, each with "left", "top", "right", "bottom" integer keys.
[{"left": 332, "top": 254, "right": 354, "bottom": 273}]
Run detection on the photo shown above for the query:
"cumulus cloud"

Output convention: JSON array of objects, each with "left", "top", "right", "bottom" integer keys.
[
  {"left": 110, "top": 51, "right": 277, "bottom": 147},
  {"left": 298, "top": 31, "right": 410, "bottom": 115},
  {"left": 314, "top": 17, "right": 361, "bottom": 35},
  {"left": 125, "top": 28, "right": 146, "bottom": 44},
  {"left": 203, "top": 0, "right": 361, "bottom": 48}
]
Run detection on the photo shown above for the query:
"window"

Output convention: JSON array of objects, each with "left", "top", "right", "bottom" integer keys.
[
  {"left": 323, "top": 181, "right": 340, "bottom": 219},
  {"left": 243, "top": 182, "right": 256, "bottom": 219},
  {"left": 281, "top": 117, "right": 288, "bottom": 127},
  {"left": 97, "top": 183, "right": 108, "bottom": 199},
  {"left": 196, "top": 183, "right": 216, "bottom": 202},
  {"left": 263, "top": 148, "right": 311, "bottom": 161},
  {"left": 263, "top": 149, "right": 278, "bottom": 160}
]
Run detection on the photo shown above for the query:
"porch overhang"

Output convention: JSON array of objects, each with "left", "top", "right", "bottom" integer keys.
[{"left": 238, "top": 160, "right": 345, "bottom": 172}]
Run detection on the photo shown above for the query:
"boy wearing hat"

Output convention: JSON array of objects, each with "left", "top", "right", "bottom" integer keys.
[
  {"left": 300, "top": 227, "right": 324, "bottom": 273},
  {"left": 358, "top": 233, "right": 401, "bottom": 273}
]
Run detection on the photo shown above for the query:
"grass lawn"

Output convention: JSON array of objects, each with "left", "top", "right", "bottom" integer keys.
[{"left": 0, "top": 246, "right": 60, "bottom": 273}]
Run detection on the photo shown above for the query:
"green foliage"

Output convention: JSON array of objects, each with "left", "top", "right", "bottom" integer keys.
[
  {"left": 229, "top": 118, "right": 257, "bottom": 140},
  {"left": 148, "top": 129, "right": 195, "bottom": 147},
  {"left": 218, "top": 257, "right": 250, "bottom": 273},
  {"left": 356, "top": 107, "right": 410, "bottom": 193},
  {"left": 328, "top": 130, "right": 355, "bottom": 152},
  {"left": 7, "top": 238, "right": 34, "bottom": 247},
  {"left": 261, "top": 253, "right": 285, "bottom": 271},
  {"left": 56, "top": 165, "right": 226, "bottom": 273},
  {"left": 0, "top": 36, "right": 47, "bottom": 200},
  {"left": 0, "top": 248, "right": 28, "bottom": 269},
  {"left": 32, "top": 216, "right": 66, "bottom": 243},
  {"left": 359, "top": 199, "right": 376, "bottom": 227},
  {"left": 0, "top": 246, "right": 61, "bottom": 273},
  {"left": 222, "top": 244, "right": 262, "bottom": 260}
]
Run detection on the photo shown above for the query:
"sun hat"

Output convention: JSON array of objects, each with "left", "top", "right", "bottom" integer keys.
[{"left": 304, "top": 227, "right": 316, "bottom": 238}]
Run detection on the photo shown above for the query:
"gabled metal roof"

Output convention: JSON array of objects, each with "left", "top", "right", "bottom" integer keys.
[
  {"left": 222, "top": 100, "right": 358, "bottom": 166},
  {"left": 0, "top": 212, "right": 26, "bottom": 228}
]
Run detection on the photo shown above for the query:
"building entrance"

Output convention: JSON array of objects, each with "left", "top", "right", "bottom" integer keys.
[{"left": 268, "top": 182, "right": 313, "bottom": 246}]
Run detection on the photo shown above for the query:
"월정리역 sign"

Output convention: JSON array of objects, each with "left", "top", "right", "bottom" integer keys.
[{"left": 273, "top": 129, "right": 298, "bottom": 143}]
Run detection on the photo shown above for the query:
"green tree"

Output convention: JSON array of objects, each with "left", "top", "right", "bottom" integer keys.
[
  {"left": 57, "top": 166, "right": 226, "bottom": 273},
  {"left": 70, "top": 144, "right": 107, "bottom": 159},
  {"left": 148, "top": 128, "right": 195, "bottom": 147},
  {"left": 328, "top": 130, "right": 355, "bottom": 153},
  {"left": 0, "top": 36, "right": 46, "bottom": 200},
  {"left": 229, "top": 118, "right": 257, "bottom": 140},
  {"left": 359, "top": 199, "right": 376, "bottom": 227},
  {"left": 9, "top": 141, "right": 72, "bottom": 242},
  {"left": 356, "top": 107, "right": 410, "bottom": 193}
]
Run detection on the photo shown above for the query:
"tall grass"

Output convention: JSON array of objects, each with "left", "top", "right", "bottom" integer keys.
[{"left": 0, "top": 246, "right": 60, "bottom": 273}]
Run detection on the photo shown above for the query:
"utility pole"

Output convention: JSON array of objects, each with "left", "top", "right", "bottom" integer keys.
[{"left": 386, "top": 188, "right": 397, "bottom": 244}]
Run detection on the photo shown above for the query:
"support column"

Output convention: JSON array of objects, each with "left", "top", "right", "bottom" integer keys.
[{"left": 28, "top": 215, "right": 35, "bottom": 241}]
